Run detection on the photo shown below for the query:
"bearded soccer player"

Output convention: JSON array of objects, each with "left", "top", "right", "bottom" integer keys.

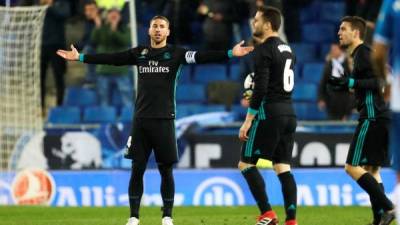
[
  {"left": 329, "top": 16, "right": 395, "bottom": 225},
  {"left": 372, "top": 0, "right": 400, "bottom": 224},
  {"left": 57, "top": 15, "right": 253, "bottom": 225},
  {"left": 238, "top": 6, "right": 298, "bottom": 225}
]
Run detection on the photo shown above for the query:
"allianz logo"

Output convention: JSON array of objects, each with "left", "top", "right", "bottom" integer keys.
[{"left": 193, "top": 177, "right": 245, "bottom": 206}]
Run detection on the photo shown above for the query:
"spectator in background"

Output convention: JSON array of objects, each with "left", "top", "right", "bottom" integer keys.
[
  {"left": 76, "top": 0, "right": 100, "bottom": 85},
  {"left": 346, "top": 0, "right": 383, "bottom": 45},
  {"left": 197, "top": 0, "right": 236, "bottom": 51},
  {"left": 40, "top": 0, "right": 70, "bottom": 112},
  {"left": 281, "top": 0, "right": 312, "bottom": 43},
  {"left": 162, "top": 0, "right": 201, "bottom": 45},
  {"left": 318, "top": 43, "right": 354, "bottom": 120},
  {"left": 90, "top": 7, "right": 132, "bottom": 106}
]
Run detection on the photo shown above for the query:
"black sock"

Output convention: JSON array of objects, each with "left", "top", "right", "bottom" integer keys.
[
  {"left": 278, "top": 171, "right": 297, "bottom": 221},
  {"left": 129, "top": 163, "right": 146, "bottom": 218},
  {"left": 371, "top": 183, "right": 385, "bottom": 224},
  {"left": 357, "top": 173, "right": 393, "bottom": 211},
  {"left": 242, "top": 166, "right": 271, "bottom": 214},
  {"left": 158, "top": 164, "right": 175, "bottom": 218}
]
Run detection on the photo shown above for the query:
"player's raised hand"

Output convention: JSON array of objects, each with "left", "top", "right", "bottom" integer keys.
[
  {"left": 232, "top": 40, "right": 254, "bottom": 57},
  {"left": 56, "top": 45, "right": 80, "bottom": 61}
]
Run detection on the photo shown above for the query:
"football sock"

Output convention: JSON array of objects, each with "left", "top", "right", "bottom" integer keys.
[
  {"left": 158, "top": 163, "right": 175, "bottom": 218},
  {"left": 371, "top": 183, "right": 385, "bottom": 224},
  {"left": 129, "top": 163, "right": 146, "bottom": 218},
  {"left": 278, "top": 171, "right": 297, "bottom": 221},
  {"left": 357, "top": 173, "right": 393, "bottom": 211},
  {"left": 242, "top": 166, "right": 272, "bottom": 214}
]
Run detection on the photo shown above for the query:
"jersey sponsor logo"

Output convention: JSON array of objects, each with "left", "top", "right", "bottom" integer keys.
[
  {"left": 277, "top": 44, "right": 292, "bottom": 53},
  {"left": 11, "top": 168, "right": 56, "bottom": 205},
  {"left": 139, "top": 60, "right": 170, "bottom": 73},
  {"left": 185, "top": 51, "right": 197, "bottom": 64},
  {"left": 193, "top": 177, "right": 245, "bottom": 206}
]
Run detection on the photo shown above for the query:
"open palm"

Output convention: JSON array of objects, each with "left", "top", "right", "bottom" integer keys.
[
  {"left": 232, "top": 40, "right": 254, "bottom": 57},
  {"left": 56, "top": 45, "right": 79, "bottom": 61}
]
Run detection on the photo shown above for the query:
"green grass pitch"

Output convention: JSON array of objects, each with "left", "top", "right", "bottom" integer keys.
[{"left": 0, "top": 206, "right": 384, "bottom": 225}]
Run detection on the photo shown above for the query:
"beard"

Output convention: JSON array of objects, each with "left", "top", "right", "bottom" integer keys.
[
  {"left": 339, "top": 42, "right": 350, "bottom": 49},
  {"left": 253, "top": 30, "right": 263, "bottom": 38},
  {"left": 151, "top": 35, "right": 166, "bottom": 44}
]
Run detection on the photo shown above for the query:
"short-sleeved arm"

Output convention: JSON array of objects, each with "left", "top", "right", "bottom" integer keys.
[
  {"left": 83, "top": 47, "right": 139, "bottom": 66},
  {"left": 374, "top": 0, "right": 394, "bottom": 45}
]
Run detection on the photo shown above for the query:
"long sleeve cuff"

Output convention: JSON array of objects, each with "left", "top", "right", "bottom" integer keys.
[
  {"left": 79, "top": 54, "right": 85, "bottom": 62},
  {"left": 247, "top": 107, "right": 258, "bottom": 116},
  {"left": 227, "top": 49, "right": 233, "bottom": 58},
  {"left": 348, "top": 78, "right": 355, "bottom": 88}
]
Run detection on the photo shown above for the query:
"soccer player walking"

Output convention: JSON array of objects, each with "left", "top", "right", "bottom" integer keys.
[
  {"left": 372, "top": 0, "right": 400, "bottom": 224},
  {"left": 238, "top": 6, "right": 298, "bottom": 225},
  {"left": 57, "top": 15, "right": 253, "bottom": 225},
  {"left": 330, "top": 16, "right": 395, "bottom": 225}
]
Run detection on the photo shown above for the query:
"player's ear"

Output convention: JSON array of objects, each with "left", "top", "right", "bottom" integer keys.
[
  {"left": 166, "top": 28, "right": 170, "bottom": 37},
  {"left": 263, "top": 21, "right": 270, "bottom": 32}
]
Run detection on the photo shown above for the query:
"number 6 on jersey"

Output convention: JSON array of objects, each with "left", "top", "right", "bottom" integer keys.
[{"left": 283, "top": 59, "right": 294, "bottom": 92}]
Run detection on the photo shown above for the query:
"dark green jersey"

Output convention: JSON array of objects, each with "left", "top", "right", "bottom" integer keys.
[{"left": 350, "top": 44, "right": 390, "bottom": 120}]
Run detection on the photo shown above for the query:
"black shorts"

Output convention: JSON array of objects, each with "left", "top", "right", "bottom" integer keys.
[
  {"left": 124, "top": 118, "right": 178, "bottom": 164},
  {"left": 346, "top": 119, "right": 389, "bottom": 166},
  {"left": 240, "top": 116, "right": 297, "bottom": 164}
]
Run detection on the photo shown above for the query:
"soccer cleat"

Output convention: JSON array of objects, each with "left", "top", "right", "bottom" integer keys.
[
  {"left": 126, "top": 217, "right": 139, "bottom": 225},
  {"left": 285, "top": 219, "right": 298, "bottom": 225},
  {"left": 379, "top": 209, "right": 395, "bottom": 225},
  {"left": 256, "top": 210, "right": 279, "bottom": 225},
  {"left": 162, "top": 216, "right": 174, "bottom": 225}
]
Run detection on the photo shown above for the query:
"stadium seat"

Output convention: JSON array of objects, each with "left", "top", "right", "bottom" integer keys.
[
  {"left": 83, "top": 106, "right": 117, "bottom": 123},
  {"left": 111, "top": 89, "right": 123, "bottom": 107},
  {"left": 137, "top": 25, "right": 149, "bottom": 45},
  {"left": 300, "top": 1, "right": 320, "bottom": 22},
  {"left": 176, "top": 84, "right": 206, "bottom": 103},
  {"left": 302, "top": 63, "right": 325, "bottom": 83},
  {"left": 320, "top": 2, "right": 345, "bottom": 23},
  {"left": 63, "top": 87, "right": 97, "bottom": 107},
  {"left": 193, "top": 64, "right": 228, "bottom": 84},
  {"left": 295, "top": 102, "right": 327, "bottom": 120},
  {"left": 47, "top": 106, "right": 81, "bottom": 124},
  {"left": 291, "top": 43, "right": 317, "bottom": 64},
  {"left": 119, "top": 105, "right": 134, "bottom": 122},
  {"left": 229, "top": 64, "right": 241, "bottom": 81},
  {"left": 178, "top": 65, "right": 192, "bottom": 83},
  {"left": 231, "top": 104, "right": 247, "bottom": 121},
  {"left": 294, "top": 64, "right": 302, "bottom": 81},
  {"left": 176, "top": 104, "right": 226, "bottom": 118},
  {"left": 176, "top": 104, "right": 196, "bottom": 118},
  {"left": 292, "top": 83, "right": 318, "bottom": 102},
  {"left": 319, "top": 43, "right": 331, "bottom": 60},
  {"left": 302, "top": 23, "right": 336, "bottom": 43}
]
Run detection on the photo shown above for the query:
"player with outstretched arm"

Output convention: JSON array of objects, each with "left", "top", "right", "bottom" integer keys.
[{"left": 57, "top": 15, "right": 253, "bottom": 225}]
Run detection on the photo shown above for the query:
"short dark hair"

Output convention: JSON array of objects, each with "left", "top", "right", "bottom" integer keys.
[
  {"left": 84, "top": 0, "right": 97, "bottom": 6},
  {"left": 257, "top": 6, "right": 281, "bottom": 32},
  {"left": 150, "top": 15, "right": 170, "bottom": 26},
  {"left": 341, "top": 16, "right": 367, "bottom": 40}
]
